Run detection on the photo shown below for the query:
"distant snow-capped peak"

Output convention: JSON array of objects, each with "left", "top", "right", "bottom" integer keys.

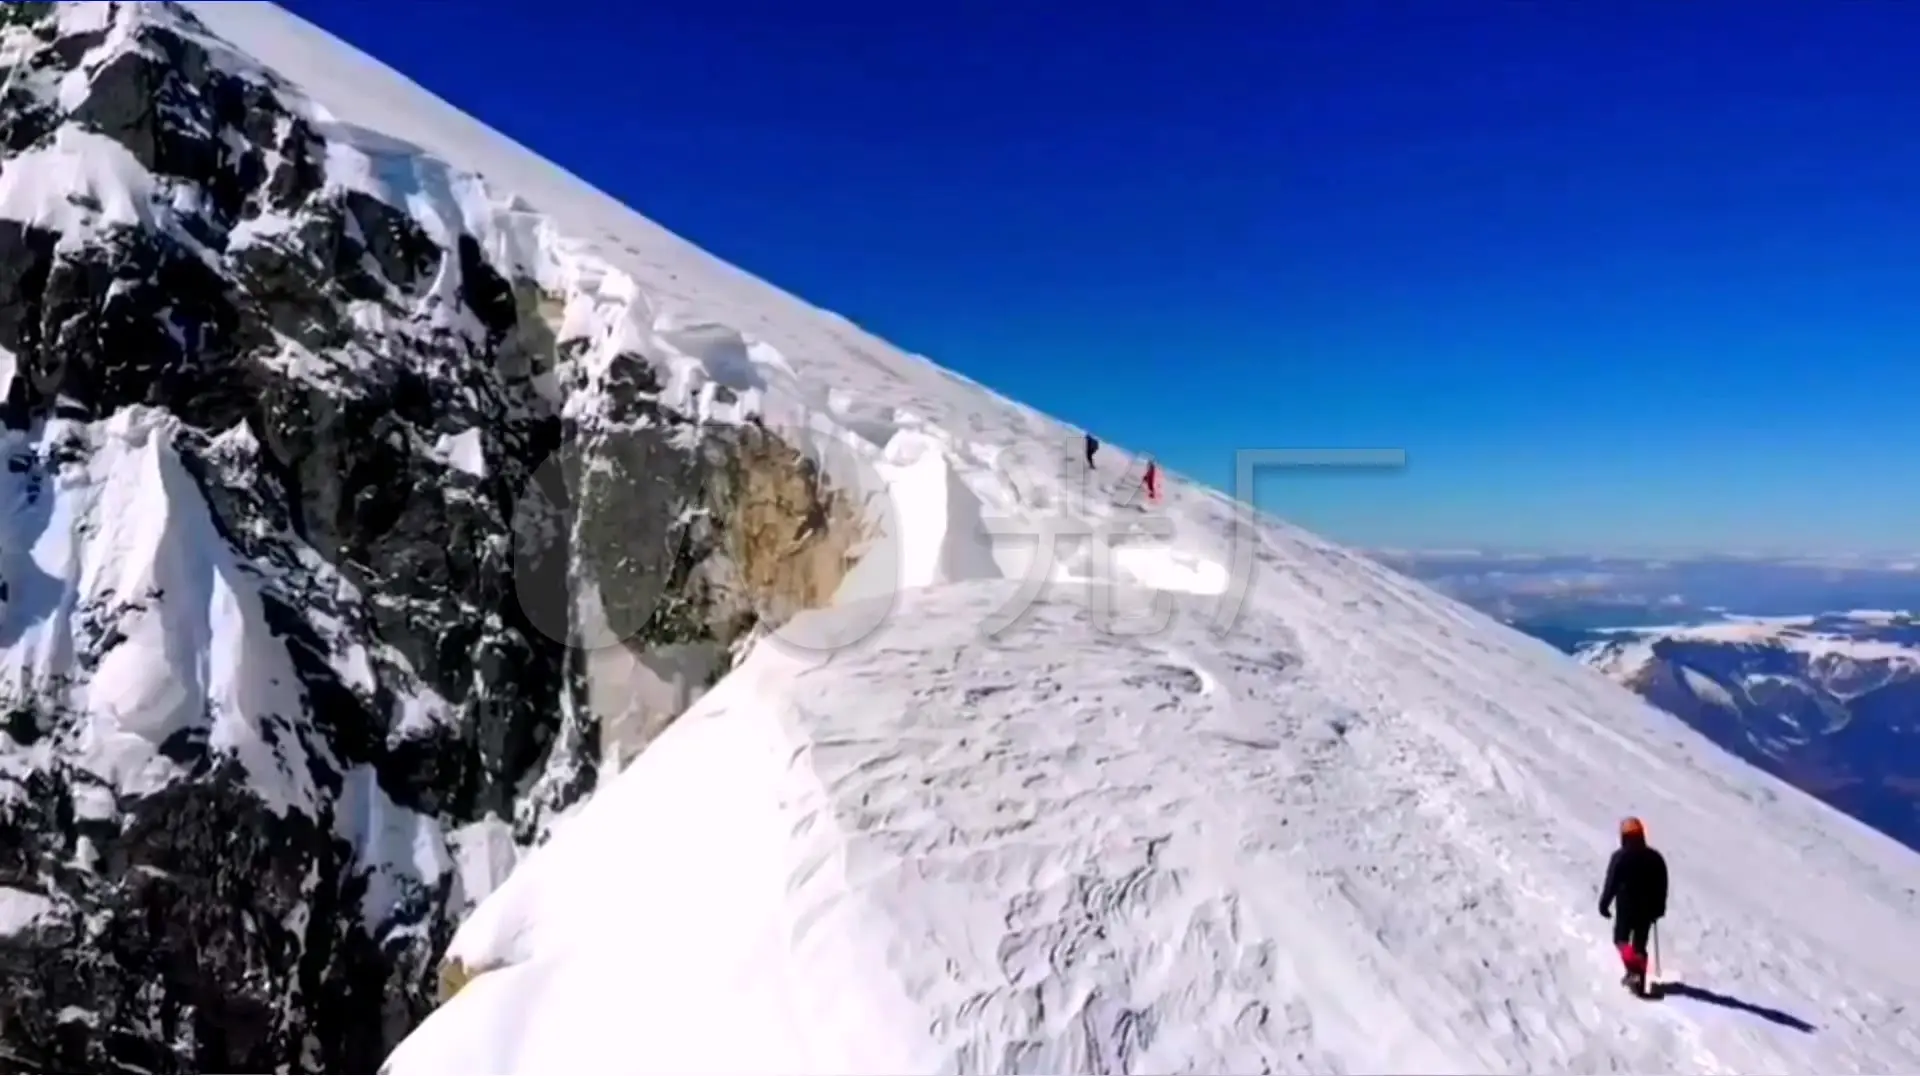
[{"left": 1578, "top": 610, "right": 1920, "bottom": 693}]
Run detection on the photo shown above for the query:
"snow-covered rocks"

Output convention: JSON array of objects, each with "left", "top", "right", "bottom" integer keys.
[{"left": 0, "top": 2, "right": 863, "bottom": 1069}]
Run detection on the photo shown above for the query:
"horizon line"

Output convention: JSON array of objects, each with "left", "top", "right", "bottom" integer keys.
[{"left": 1363, "top": 545, "right": 1920, "bottom": 566}]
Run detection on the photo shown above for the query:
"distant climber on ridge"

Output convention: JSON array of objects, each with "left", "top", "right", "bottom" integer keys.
[
  {"left": 1143, "top": 459, "right": 1161, "bottom": 504},
  {"left": 1084, "top": 433, "right": 1099, "bottom": 468},
  {"left": 1598, "top": 815, "right": 1668, "bottom": 995}
]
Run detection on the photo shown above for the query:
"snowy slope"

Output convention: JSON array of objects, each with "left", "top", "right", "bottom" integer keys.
[
  {"left": 7, "top": 3, "right": 1917, "bottom": 1073},
  {"left": 390, "top": 583, "right": 1920, "bottom": 1075}
]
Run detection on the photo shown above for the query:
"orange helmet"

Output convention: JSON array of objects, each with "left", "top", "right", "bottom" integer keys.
[{"left": 1620, "top": 816, "right": 1645, "bottom": 839}]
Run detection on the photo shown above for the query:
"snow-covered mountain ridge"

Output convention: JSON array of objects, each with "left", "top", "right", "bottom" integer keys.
[
  {"left": 392, "top": 580, "right": 1920, "bottom": 1075},
  {"left": 1580, "top": 611, "right": 1920, "bottom": 686},
  {"left": 0, "top": 3, "right": 1917, "bottom": 1073},
  {"left": 1577, "top": 611, "right": 1920, "bottom": 853},
  {"left": 0, "top": 2, "right": 867, "bottom": 1069}
]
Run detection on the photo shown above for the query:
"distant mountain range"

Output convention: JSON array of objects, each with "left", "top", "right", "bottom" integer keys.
[
  {"left": 1552, "top": 612, "right": 1920, "bottom": 852},
  {"left": 1371, "top": 548, "right": 1920, "bottom": 629},
  {"left": 1372, "top": 550, "right": 1920, "bottom": 852}
]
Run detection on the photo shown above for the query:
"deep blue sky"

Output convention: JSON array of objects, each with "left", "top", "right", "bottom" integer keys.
[{"left": 284, "top": 0, "right": 1920, "bottom": 555}]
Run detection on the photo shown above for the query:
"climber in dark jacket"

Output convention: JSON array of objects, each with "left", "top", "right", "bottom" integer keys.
[
  {"left": 1598, "top": 815, "right": 1668, "bottom": 990},
  {"left": 1084, "top": 432, "right": 1099, "bottom": 468}
]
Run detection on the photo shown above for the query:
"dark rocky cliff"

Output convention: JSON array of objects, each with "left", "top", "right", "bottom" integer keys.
[{"left": 0, "top": 3, "right": 861, "bottom": 1070}]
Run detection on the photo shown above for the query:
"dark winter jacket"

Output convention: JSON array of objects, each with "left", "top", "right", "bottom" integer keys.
[{"left": 1599, "top": 834, "right": 1668, "bottom": 924}]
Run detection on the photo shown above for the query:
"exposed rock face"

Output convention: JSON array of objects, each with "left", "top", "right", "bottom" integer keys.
[
  {"left": 569, "top": 397, "right": 867, "bottom": 769},
  {"left": 0, "top": 4, "right": 860, "bottom": 1070}
]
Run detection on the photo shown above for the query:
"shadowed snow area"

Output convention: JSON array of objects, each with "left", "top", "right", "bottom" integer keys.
[{"left": 166, "top": 4, "right": 1920, "bottom": 1074}]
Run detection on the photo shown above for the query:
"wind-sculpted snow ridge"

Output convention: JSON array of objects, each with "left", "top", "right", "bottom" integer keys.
[
  {"left": 388, "top": 581, "right": 1920, "bottom": 1075},
  {"left": 0, "top": 408, "right": 321, "bottom": 815}
]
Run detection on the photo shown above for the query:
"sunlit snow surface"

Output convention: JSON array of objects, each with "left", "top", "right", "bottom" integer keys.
[{"left": 159, "top": 3, "right": 1920, "bottom": 1073}]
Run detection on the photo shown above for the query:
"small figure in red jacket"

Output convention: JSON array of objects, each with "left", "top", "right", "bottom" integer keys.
[{"left": 1143, "top": 459, "right": 1160, "bottom": 504}]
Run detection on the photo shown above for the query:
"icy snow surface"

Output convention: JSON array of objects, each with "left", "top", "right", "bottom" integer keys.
[{"left": 160, "top": 4, "right": 1920, "bottom": 1074}]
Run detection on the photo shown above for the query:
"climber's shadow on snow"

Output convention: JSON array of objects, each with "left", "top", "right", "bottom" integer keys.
[{"left": 1652, "top": 981, "right": 1818, "bottom": 1033}]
